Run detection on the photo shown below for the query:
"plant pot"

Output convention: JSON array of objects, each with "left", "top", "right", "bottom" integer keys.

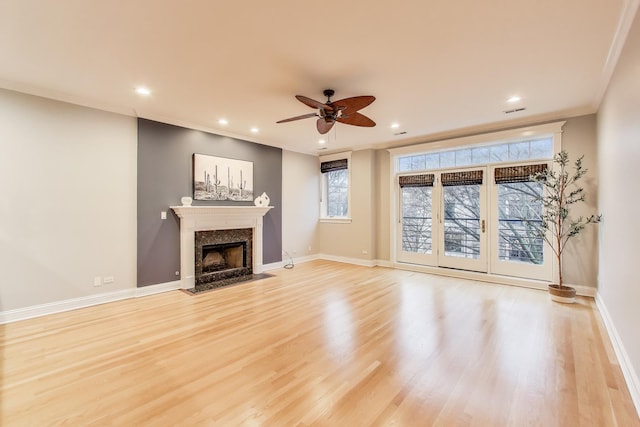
[{"left": 548, "top": 284, "right": 576, "bottom": 304}]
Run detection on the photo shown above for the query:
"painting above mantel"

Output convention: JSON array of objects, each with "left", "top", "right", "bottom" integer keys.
[{"left": 193, "top": 153, "right": 253, "bottom": 202}]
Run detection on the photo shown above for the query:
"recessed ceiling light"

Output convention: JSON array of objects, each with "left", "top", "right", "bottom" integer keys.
[
  {"left": 250, "top": 127, "right": 259, "bottom": 133},
  {"left": 135, "top": 86, "right": 151, "bottom": 96},
  {"left": 318, "top": 139, "right": 326, "bottom": 145},
  {"left": 218, "top": 118, "right": 228, "bottom": 125},
  {"left": 507, "top": 96, "right": 521, "bottom": 103},
  {"left": 391, "top": 123, "right": 400, "bottom": 129}
]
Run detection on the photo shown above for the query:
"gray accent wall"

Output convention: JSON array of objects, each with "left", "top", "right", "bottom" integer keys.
[{"left": 137, "top": 118, "right": 282, "bottom": 286}]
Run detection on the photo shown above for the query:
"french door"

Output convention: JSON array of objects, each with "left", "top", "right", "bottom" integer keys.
[{"left": 397, "top": 167, "right": 488, "bottom": 273}]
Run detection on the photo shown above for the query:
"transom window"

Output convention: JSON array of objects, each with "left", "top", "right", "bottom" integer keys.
[{"left": 398, "top": 137, "right": 553, "bottom": 172}]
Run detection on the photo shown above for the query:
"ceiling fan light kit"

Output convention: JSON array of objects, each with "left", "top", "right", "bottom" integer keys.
[{"left": 277, "top": 89, "right": 376, "bottom": 135}]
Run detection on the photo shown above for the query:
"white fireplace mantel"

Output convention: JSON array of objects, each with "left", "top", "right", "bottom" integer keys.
[{"left": 170, "top": 206, "right": 272, "bottom": 289}]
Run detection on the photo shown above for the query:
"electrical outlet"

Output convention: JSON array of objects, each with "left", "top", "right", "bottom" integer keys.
[
  {"left": 362, "top": 250, "right": 368, "bottom": 255},
  {"left": 175, "top": 271, "right": 180, "bottom": 276},
  {"left": 103, "top": 276, "right": 114, "bottom": 284},
  {"left": 93, "top": 276, "right": 102, "bottom": 287},
  {"left": 161, "top": 211, "right": 167, "bottom": 220}
]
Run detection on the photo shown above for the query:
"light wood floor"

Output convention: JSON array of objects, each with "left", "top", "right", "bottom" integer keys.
[{"left": 1, "top": 260, "right": 638, "bottom": 426}]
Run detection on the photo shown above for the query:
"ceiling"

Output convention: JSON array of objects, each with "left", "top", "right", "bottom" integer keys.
[{"left": 0, "top": 1, "right": 633, "bottom": 154}]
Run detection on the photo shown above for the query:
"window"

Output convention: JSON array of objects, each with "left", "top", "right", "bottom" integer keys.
[
  {"left": 390, "top": 121, "right": 562, "bottom": 282},
  {"left": 326, "top": 169, "right": 348, "bottom": 216},
  {"left": 320, "top": 153, "right": 351, "bottom": 221},
  {"left": 397, "top": 137, "right": 553, "bottom": 172}
]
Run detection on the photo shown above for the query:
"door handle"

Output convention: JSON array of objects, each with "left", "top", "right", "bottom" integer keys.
[{"left": 481, "top": 219, "right": 485, "bottom": 233}]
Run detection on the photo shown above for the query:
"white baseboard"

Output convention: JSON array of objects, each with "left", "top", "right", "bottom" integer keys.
[
  {"left": 566, "top": 283, "right": 597, "bottom": 297},
  {"left": 317, "top": 254, "right": 377, "bottom": 268},
  {"left": 595, "top": 293, "right": 640, "bottom": 418},
  {"left": 314, "top": 257, "right": 598, "bottom": 296},
  {"left": 291, "top": 254, "right": 321, "bottom": 265},
  {"left": 0, "top": 281, "right": 182, "bottom": 324},
  {"left": 267, "top": 254, "right": 376, "bottom": 269},
  {"left": 262, "top": 261, "right": 286, "bottom": 271},
  {"left": 262, "top": 254, "right": 320, "bottom": 271},
  {"left": 135, "top": 280, "right": 182, "bottom": 297}
]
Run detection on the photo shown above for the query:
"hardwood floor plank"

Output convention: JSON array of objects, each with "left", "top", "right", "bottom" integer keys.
[{"left": 0, "top": 260, "right": 638, "bottom": 426}]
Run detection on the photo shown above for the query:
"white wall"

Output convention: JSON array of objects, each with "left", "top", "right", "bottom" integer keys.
[
  {"left": 597, "top": 7, "right": 640, "bottom": 410},
  {"left": 0, "top": 89, "right": 137, "bottom": 311},
  {"left": 281, "top": 150, "right": 319, "bottom": 260},
  {"left": 559, "top": 114, "right": 600, "bottom": 288}
]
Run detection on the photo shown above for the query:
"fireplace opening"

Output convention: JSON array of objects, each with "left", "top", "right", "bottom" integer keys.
[
  {"left": 202, "top": 242, "right": 246, "bottom": 273},
  {"left": 194, "top": 228, "right": 253, "bottom": 289}
]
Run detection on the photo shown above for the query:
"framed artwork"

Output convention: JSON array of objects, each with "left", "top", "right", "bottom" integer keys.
[{"left": 193, "top": 154, "right": 254, "bottom": 201}]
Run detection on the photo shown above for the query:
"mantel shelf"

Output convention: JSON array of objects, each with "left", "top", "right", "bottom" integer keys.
[{"left": 170, "top": 205, "right": 272, "bottom": 219}]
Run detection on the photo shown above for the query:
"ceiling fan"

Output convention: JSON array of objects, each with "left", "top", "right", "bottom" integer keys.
[{"left": 277, "top": 89, "right": 376, "bottom": 134}]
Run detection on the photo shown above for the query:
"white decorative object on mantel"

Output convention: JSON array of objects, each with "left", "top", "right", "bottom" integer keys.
[
  {"left": 180, "top": 196, "right": 193, "bottom": 206},
  {"left": 170, "top": 206, "right": 272, "bottom": 290},
  {"left": 253, "top": 192, "right": 270, "bottom": 207}
]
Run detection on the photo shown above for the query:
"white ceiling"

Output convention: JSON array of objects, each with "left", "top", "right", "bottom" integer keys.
[{"left": 0, "top": 1, "right": 633, "bottom": 154}]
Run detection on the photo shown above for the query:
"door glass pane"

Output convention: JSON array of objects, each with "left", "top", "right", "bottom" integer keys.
[
  {"left": 401, "top": 187, "right": 432, "bottom": 254},
  {"left": 443, "top": 185, "right": 481, "bottom": 259},
  {"left": 497, "top": 182, "right": 544, "bottom": 264}
]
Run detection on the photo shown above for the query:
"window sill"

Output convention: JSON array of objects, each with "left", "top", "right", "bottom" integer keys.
[{"left": 319, "top": 217, "right": 352, "bottom": 224}]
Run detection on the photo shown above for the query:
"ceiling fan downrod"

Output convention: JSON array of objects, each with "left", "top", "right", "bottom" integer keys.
[{"left": 323, "top": 89, "right": 335, "bottom": 102}]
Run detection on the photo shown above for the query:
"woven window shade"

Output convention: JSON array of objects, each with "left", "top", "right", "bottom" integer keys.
[
  {"left": 320, "top": 159, "right": 348, "bottom": 173},
  {"left": 399, "top": 174, "right": 435, "bottom": 188},
  {"left": 441, "top": 170, "right": 483, "bottom": 186},
  {"left": 494, "top": 164, "right": 547, "bottom": 184}
]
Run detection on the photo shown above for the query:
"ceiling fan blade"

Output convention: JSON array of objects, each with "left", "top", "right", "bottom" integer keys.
[
  {"left": 332, "top": 96, "right": 375, "bottom": 114},
  {"left": 276, "top": 112, "right": 318, "bottom": 123},
  {"left": 316, "top": 118, "right": 335, "bottom": 134},
  {"left": 336, "top": 112, "right": 376, "bottom": 127},
  {"left": 296, "top": 95, "right": 334, "bottom": 111}
]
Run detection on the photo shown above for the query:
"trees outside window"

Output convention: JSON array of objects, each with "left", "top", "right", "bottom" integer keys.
[{"left": 325, "top": 169, "right": 348, "bottom": 217}]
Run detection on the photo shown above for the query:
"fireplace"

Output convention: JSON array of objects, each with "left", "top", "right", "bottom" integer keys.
[
  {"left": 195, "top": 228, "right": 253, "bottom": 287},
  {"left": 171, "top": 205, "right": 272, "bottom": 290}
]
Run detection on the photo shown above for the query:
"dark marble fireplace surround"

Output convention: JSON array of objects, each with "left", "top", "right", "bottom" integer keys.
[{"left": 195, "top": 228, "right": 253, "bottom": 289}]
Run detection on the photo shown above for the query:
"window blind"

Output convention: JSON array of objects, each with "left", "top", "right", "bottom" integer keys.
[
  {"left": 398, "top": 174, "right": 435, "bottom": 187},
  {"left": 441, "top": 170, "right": 483, "bottom": 186},
  {"left": 494, "top": 164, "right": 547, "bottom": 184},
  {"left": 320, "top": 159, "right": 348, "bottom": 173}
]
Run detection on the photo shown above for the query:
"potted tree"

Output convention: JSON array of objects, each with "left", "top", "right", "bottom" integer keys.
[{"left": 530, "top": 150, "right": 602, "bottom": 303}]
